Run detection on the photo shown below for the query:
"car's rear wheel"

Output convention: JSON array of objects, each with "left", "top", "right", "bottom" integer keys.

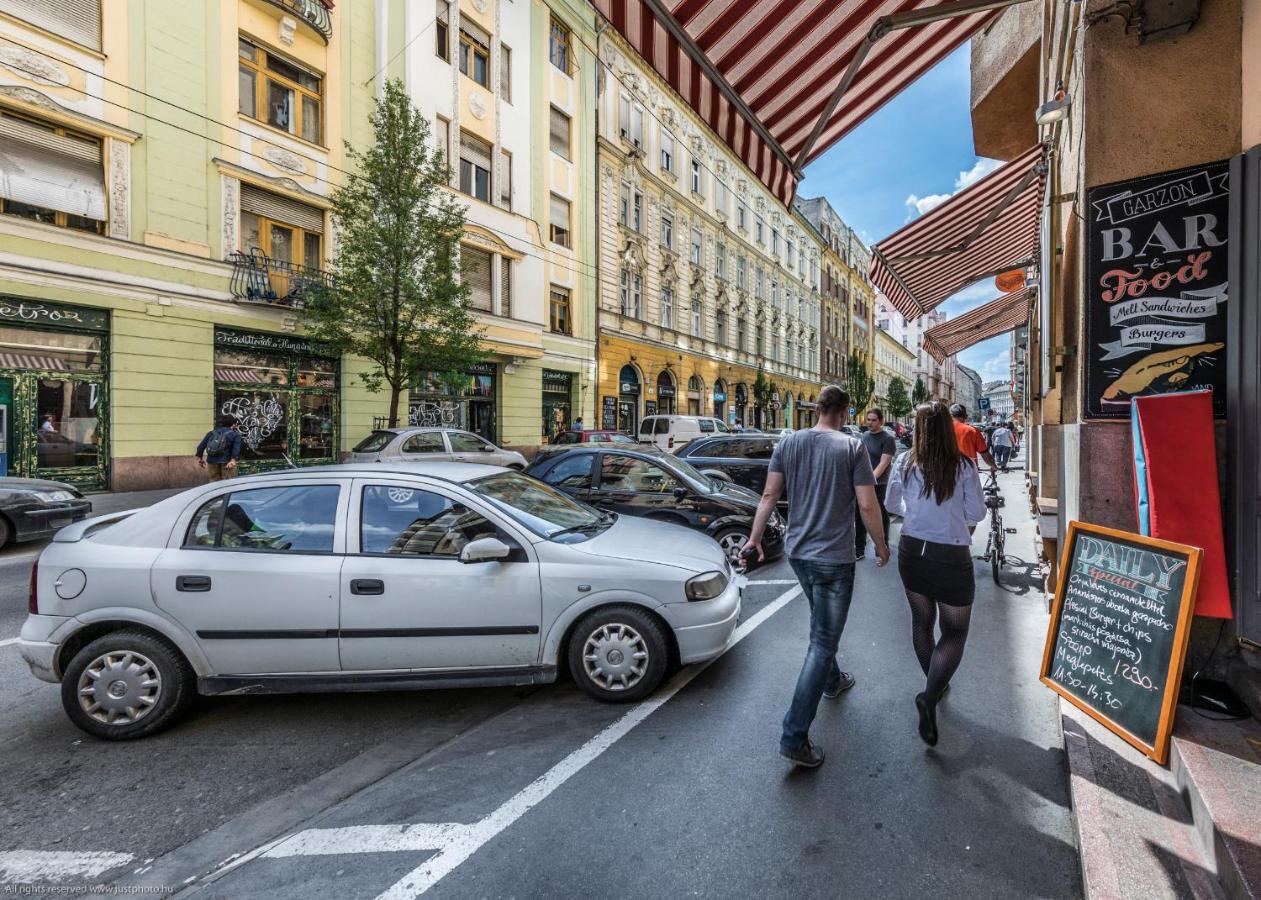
[
  {"left": 61, "top": 630, "right": 194, "bottom": 740},
  {"left": 568, "top": 605, "right": 668, "bottom": 703},
  {"left": 0, "top": 515, "right": 12, "bottom": 549},
  {"left": 715, "top": 525, "right": 751, "bottom": 565}
]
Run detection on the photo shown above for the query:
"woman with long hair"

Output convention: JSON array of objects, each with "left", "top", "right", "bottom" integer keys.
[{"left": 885, "top": 401, "right": 986, "bottom": 745}]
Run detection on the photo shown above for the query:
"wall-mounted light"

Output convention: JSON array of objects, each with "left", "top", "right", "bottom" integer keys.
[{"left": 1036, "top": 90, "right": 1071, "bottom": 126}]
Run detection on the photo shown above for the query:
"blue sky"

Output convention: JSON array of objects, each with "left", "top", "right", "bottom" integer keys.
[{"left": 800, "top": 45, "right": 1011, "bottom": 383}]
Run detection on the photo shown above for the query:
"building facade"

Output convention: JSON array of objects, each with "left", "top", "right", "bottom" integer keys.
[
  {"left": 795, "top": 196, "right": 852, "bottom": 389},
  {"left": 872, "top": 324, "right": 914, "bottom": 418},
  {"left": 982, "top": 379, "right": 1014, "bottom": 420},
  {"left": 594, "top": 30, "right": 821, "bottom": 434},
  {"left": 955, "top": 364, "right": 983, "bottom": 421},
  {"left": 905, "top": 311, "right": 957, "bottom": 404},
  {"left": 0, "top": 0, "right": 383, "bottom": 490}
]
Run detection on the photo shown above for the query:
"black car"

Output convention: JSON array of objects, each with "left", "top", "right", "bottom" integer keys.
[
  {"left": 674, "top": 434, "right": 784, "bottom": 507},
  {"left": 525, "top": 446, "right": 784, "bottom": 564},
  {"left": 0, "top": 478, "right": 92, "bottom": 547}
]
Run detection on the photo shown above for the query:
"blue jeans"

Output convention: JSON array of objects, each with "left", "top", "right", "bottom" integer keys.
[
  {"left": 994, "top": 445, "right": 1012, "bottom": 468},
  {"left": 781, "top": 558, "right": 857, "bottom": 751}
]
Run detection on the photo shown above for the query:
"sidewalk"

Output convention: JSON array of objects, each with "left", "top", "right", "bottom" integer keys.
[{"left": 85, "top": 486, "right": 186, "bottom": 516}]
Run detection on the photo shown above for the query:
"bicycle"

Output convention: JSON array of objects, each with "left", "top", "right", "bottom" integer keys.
[{"left": 979, "top": 470, "right": 1018, "bottom": 583}]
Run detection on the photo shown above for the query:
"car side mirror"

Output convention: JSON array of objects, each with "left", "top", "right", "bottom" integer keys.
[
  {"left": 673, "top": 487, "right": 689, "bottom": 501},
  {"left": 480, "top": 445, "right": 495, "bottom": 452},
  {"left": 459, "top": 536, "right": 512, "bottom": 563}
]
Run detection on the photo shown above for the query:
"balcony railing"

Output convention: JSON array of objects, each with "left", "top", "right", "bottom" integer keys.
[
  {"left": 262, "top": 0, "right": 332, "bottom": 42},
  {"left": 229, "top": 249, "right": 327, "bottom": 308}
]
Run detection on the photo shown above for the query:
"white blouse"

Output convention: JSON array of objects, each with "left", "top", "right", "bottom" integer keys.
[{"left": 885, "top": 455, "right": 986, "bottom": 546}]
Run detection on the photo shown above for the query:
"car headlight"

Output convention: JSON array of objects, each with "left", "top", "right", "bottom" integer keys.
[
  {"left": 23, "top": 489, "right": 76, "bottom": 502},
  {"left": 685, "top": 570, "right": 728, "bottom": 602}
]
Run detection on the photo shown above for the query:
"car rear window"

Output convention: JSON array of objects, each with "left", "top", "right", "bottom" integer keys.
[
  {"left": 353, "top": 431, "right": 394, "bottom": 453},
  {"left": 654, "top": 418, "right": 671, "bottom": 435},
  {"left": 699, "top": 420, "right": 714, "bottom": 432}
]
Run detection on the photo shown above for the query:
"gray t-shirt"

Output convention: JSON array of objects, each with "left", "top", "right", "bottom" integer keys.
[
  {"left": 769, "top": 429, "right": 876, "bottom": 563},
  {"left": 860, "top": 429, "right": 898, "bottom": 483}
]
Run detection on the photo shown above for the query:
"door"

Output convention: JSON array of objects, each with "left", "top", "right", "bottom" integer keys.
[
  {"left": 35, "top": 377, "right": 103, "bottom": 481},
  {"left": 339, "top": 479, "right": 542, "bottom": 671},
  {"left": 0, "top": 376, "right": 12, "bottom": 477},
  {"left": 151, "top": 482, "right": 346, "bottom": 675},
  {"left": 591, "top": 453, "right": 695, "bottom": 520},
  {"left": 398, "top": 430, "right": 453, "bottom": 462},
  {"left": 446, "top": 429, "right": 500, "bottom": 464}
]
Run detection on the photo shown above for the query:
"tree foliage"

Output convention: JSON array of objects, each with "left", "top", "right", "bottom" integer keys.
[
  {"left": 886, "top": 376, "right": 912, "bottom": 421},
  {"left": 302, "top": 79, "right": 483, "bottom": 427},
  {"left": 911, "top": 375, "right": 930, "bottom": 406},
  {"left": 846, "top": 353, "right": 875, "bottom": 418}
]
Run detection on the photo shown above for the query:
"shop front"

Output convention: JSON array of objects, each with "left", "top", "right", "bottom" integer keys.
[
  {"left": 408, "top": 362, "right": 498, "bottom": 443},
  {"left": 686, "top": 375, "right": 703, "bottom": 416},
  {"left": 213, "top": 328, "right": 339, "bottom": 471},
  {"left": 656, "top": 370, "right": 676, "bottom": 415},
  {"left": 733, "top": 383, "right": 748, "bottom": 426},
  {"left": 712, "top": 380, "right": 726, "bottom": 422},
  {"left": 617, "top": 364, "right": 640, "bottom": 434},
  {"left": 541, "top": 369, "right": 574, "bottom": 442},
  {"left": 0, "top": 298, "right": 109, "bottom": 489}
]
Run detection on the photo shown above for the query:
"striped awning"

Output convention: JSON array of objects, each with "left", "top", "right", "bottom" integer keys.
[
  {"left": 871, "top": 142, "right": 1045, "bottom": 318},
  {"left": 591, "top": 0, "right": 1029, "bottom": 207},
  {"left": 214, "top": 366, "right": 268, "bottom": 384},
  {"left": 0, "top": 352, "right": 70, "bottom": 371},
  {"left": 921, "top": 287, "right": 1031, "bottom": 364}
]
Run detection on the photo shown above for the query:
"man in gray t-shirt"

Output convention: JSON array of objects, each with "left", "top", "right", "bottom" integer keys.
[
  {"left": 745, "top": 385, "right": 889, "bottom": 769},
  {"left": 856, "top": 408, "right": 897, "bottom": 557}
]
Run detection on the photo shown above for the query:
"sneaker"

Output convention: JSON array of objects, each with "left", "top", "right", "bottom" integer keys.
[
  {"left": 823, "top": 671, "right": 856, "bottom": 699},
  {"left": 780, "top": 739, "right": 825, "bottom": 768},
  {"left": 915, "top": 693, "right": 939, "bottom": 746}
]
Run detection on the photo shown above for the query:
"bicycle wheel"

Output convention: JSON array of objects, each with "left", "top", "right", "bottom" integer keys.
[{"left": 991, "top": 516, "right": 1005, "bottom": 584}]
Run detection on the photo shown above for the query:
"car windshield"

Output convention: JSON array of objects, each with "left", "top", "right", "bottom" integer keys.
[
  {"left": 353, "top": 431, "right": 395, "bottom": 453},
  {"left": 649, "top": 453, "right": 716, "bottom": 493},
  {"left": 468, "top": 471, "right": 606, "bottom": 538}
]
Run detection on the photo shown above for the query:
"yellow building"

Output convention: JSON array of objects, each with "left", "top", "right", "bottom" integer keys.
[
  {"left": 873, "top": 325, "right": 914, "bottom": 418},
  {"left": 595, "top": 30, "right": 822, "bottom": 434}
]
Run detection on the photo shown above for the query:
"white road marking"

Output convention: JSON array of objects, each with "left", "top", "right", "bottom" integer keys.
[
  {"left": 0, "top": 850, "right": 135, "bottom": 884},
  {"left": 265, "top": 824, "right": 467, "bottom": 858},
  {"left": 0, "top": 637, "right": 19, "bottom": 648},
  {"left": 747, "top": 578, "right": 800, "bottom": 585}
]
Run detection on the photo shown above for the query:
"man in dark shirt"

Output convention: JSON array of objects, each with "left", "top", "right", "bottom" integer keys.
[
  {"left": 196, "top": 415, "right": 243, "bottom": 481},
  {"left": 855, "top": 408, "right": 896, "bottom": 559}
]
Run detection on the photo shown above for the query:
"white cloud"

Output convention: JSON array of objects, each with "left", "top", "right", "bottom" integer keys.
[
  {"left": 956, "top": 157, "right": 1002, "bottom": 190},
  {"left": 979, "top": 348, "right": 1011, "bottom": 382},
  {"left": 904, "top": 193, "right": 951, "bottom": 217},
  {"left": 904, "top": 156, "right": 1003, "bottom": 222}
]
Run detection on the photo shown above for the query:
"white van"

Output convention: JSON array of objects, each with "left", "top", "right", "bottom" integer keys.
[{"left": 638, "top": 415, "right": 730, "bottom": 451}]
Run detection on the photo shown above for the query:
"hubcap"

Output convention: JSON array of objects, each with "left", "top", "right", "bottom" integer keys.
[
  {"left": 583, "top": 623, "right": 649, "bottom": 691},
  {"left": 718, "top": 532, "right": 748, "bottom": 564},
  {"left": 77, "top": 650, "right": 162, "bottom": 726}
]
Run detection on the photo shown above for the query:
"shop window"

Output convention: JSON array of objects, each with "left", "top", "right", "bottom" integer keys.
[
  {"left": 549, "top": 285, "right": 571, "bottom": 334},
  {"left": 361, "top": 485, "right": 496, "bottom": 556},
  {"left": 0, "top": 0, "right": 101, "bottom": 49},
  {"left": 36, "top": 380, "right": 100, "bottom": 473},
  {"left": 463, "top": 246, "right": 493, "bottom": 311},
  {"left": 549, "top": 16, "right": 571, "bottom": 74},
  {"left": 0, "top": 110, "right": 105, "bottom": 234},
  {"left": 459, "top": 132, "right": 492, "bottom": 202},
  {"left": 0, "top": 325, "right": 104, "bottom": 372},
  {"left": 239, "top": 37, "right": 322, "bottom": 145},
  {"left": 458, "top": 18, "right": 491, "bottom": 88},
  {"left": 549, "top": 193, "right": 571, "bottom": 248},
  {"left": 240, "top": 184, "right": 324, "bottom": 271},
  {"left": 549, "top": 106, "right": 571, "bottom": 160}
]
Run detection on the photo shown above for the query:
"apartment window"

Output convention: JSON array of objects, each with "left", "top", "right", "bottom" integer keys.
[
  {"left": 620, "top": 269, "right": 642, "bottom": 318},
  {"left": 690, "top": 159, "right": 702, "bottom": 195},
  {"left": 787, "top": 240, "right": 795, "bottom": 268},
  {"left": 239, "top": 38, "right": 322, "bottom": 144},
  {"left": 619, "top": 94, "right": 630, "bottom": 140},
  {"left": 756, "top": 267, "right": 764, "bottom": 299},
  {"left": 549, "top": 285, "right": 571, "bottom": 334},
  {"left": 549, "top": 193, "right": 570, "bottom": 248},
  {"left": 631, "top": 106, "right": 645, "bottom": 149},
  {"left": 716, "top": 243, "right": 726, "bottom": 280},
  {"left": 459, "top": 18, "right": 491, "bottom": 88},
  {"left": 690, "top": 228, "right": 702, "bottom": 266},
  {"left": 690, "top": 298, "right": 702, "bottom": 338},
  {"left": 716, "top": 180, "right": 728, "bottom": 212},
  {"left": 1, "top": 0, "right": 101, "bottom": 50},
  {"left": 632, "top": 190, "right": 642, "bottom": 232},
  {"left": 755, "top": 324, "right": 764, "bottom": 357},
  {"left": 755, "top": 217, "right": 764, "bottom": 245},
  {"left": 0, "top": 110, "right": 105, "bottom": 233},
  {"left": 436, "top": 1, "right": 450, "bottom": 60},
  {"left": 501, "top": 256, "right": 512, "bottom": 318},
  {"left": 772, "top": 229, "right": 780, "bottom": 256},
  {"left": 549, "top": 16, "right": 571, "bottom": 73},
  {"left": 619, "top": 184, "right": 629, "bottom": 228},
  {"left": 459, "top": 132, "right": 492, "bottom": 202},
  {"left": 549, "top": 106, "right": 571, "bottom": 160},
  {"left": 737, "top": 255, "right": 746, "bottom": 289},
  {"left": 661, "top": 210, "right": 673, "bottom": 250},
  {"left": 660, "top": 287, "right": 674, "bottom": 328},
  {"left": 434, "top": 115, "right": 450, "bottom": 158},
  {"left": 773, "top": 282, "right": 780, "bottom": 308},
  {"left": 500, "top": 44, "right": 512, "bottom": 101},
  {"left": 661, "top": 130, "right": 675, "bottom": 174},
  {"left": 240, "top": 184, "right": 324, "bottom": 269},
  {"left": 716, "top": 310, "right": 728, "bottom": 346},
  {"left": 498, "top": 149, "right": 511, "bottom": 210},
  {"left": 736, "top": 317, "right": 746, "bottom": 352},
  {"left": 737, "top": 201, "right": 746, "bottom": 232}
]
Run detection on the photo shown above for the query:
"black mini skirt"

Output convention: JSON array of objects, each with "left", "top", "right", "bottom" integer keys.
[{"left": 898, "top": 534, "right": 976, "bottom": 607}]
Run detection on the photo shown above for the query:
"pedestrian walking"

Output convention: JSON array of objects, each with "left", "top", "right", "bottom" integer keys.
[
  {"left": 571, "top": 416, "right": 584, "bottom": 433},
  {"left": 950, "top": 404, "right": 996, "bottom": 473},
  {"left": 855, "top": 408, "right": 896, "bottom": 560},
  {"left": 196, "top": 415, "right": 243, "bottom": 481},
  {"left": 743, "top": 385, "right": 889, "bottom": 769},
  {"left": 886, "top": 401, "right": 986, "bottom": 747},
  {"left": 991, "top": 421, "right": 1015, "bottom": 471}
]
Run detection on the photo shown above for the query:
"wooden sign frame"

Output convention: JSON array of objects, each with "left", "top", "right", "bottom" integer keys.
[{"left": 1040, "top": 521, "right": 1202, "bottom": 764}]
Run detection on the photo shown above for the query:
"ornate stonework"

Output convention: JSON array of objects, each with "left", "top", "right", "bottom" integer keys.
[
  {"left": 107, "top": 138, "right": 130, "bottom": 240},
  {"left": 0, "top": 84, "right": 56, "bottom": 110},
  {"left": 468, "top": 90, "right": 488, "bottom": 120},
  {"left": 221, "top": 176, "right": 240, "bottom": 257},
  {"left": 263, "top": 145, "right": 305, "bottom": 176},
  {"left": 0, "top": 45, "right": 70, "bottom": 87}
]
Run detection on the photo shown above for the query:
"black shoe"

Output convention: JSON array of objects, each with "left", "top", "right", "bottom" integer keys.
[
  {"left": 915, "top": 693, "right": 939, "bottom": 746},
  {"left": 780, "top": 739, "right": 825, "bottom": 768},
  {"left": 855, "top": 553, "right": 865, "bottom": 561},
  {"left": 823, "top": 671, "right": 856, "bottom": 699}
]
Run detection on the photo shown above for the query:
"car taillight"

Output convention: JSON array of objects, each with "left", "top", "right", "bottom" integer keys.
[{"left": 28, "top": 559, "right": 38, "bottom": 614}]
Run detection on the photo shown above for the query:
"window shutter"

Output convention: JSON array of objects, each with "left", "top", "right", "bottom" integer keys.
[
  {"left": 0, "top": 0, "right": 100, "bottom": 50},
  {"left": 239, "top": 184, "right": 324, "bottom": 233},
  {"left": 549, "top": 194, "right": 570, "bottom": 232},
  {"left": 549, "top": 107, "right": 569, "bottom": 158},
  {"left": 0, "top": 114, "right": 105, "bottom": 219},
  {"left": 500, "top": 257, "right": 511, "bottom": 318},
  {"left": 460, "top": 133, "right": 492, "bottom": 171},
  {"left": 463, "top": 247, "right": 492, "bottom": 311}
]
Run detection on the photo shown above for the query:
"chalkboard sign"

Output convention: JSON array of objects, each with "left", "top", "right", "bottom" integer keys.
[
  {"left": 601, "top": 396, "right": 617, "bottom": 431},
  {"left": 1041, "top": 522, "right": 1201, "bottom": 763},
  {"left": 1084, "top": 159, "right": 1229, "bottom": 419}
]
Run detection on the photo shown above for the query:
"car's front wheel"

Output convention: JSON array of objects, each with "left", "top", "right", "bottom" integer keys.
[
  {"left": 61, "top": 630, "right": 194, "bottom": 740},
  {"left": 568, "top": 605, "right": 668, "bottom": 703},
  {"left": 714, "top": 525, "right": 751, "bottom": 565}
]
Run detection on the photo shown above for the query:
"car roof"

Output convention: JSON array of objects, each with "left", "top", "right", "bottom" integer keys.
[
  {"left": 231, "top": 461, "right": 506, "bottom": 484},
  {"left": 537, "top": 445, "right": 670, "bottom": 460}
]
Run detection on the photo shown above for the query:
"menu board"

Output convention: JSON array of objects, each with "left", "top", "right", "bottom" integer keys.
[
  {"left": 601, "top": 396, "right": 617, "bottom": 431},
  {"left": 1040, "top": 522, "right": 1201, "bottom": 763},
  {"left": 1084, "top": 160, "right": 1229, "bottom": 418}
]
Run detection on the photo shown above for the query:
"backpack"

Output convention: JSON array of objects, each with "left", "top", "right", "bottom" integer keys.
[{"left": 205, "top": 428, "right": 230, "bottom": 456}]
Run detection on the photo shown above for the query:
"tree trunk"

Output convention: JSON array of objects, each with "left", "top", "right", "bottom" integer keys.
[{"left": 388, "top": 381, "right": 402, "bottom": 428}]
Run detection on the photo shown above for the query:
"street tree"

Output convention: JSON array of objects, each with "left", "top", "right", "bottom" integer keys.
[
  {"left": 886, "top": 376, "right": 912, "bottom": 421},
  {"left": 846, "top": 353, "right": 875, "bottom": 418},
  {"left": 912, "top": 375, "right": 930, "bottom": 406},
  {"left": 303, "top": 79, "right": 483, "bottom": 427},
  {"left": 753, "top": 368, "right": 775, "bottom": 429}
]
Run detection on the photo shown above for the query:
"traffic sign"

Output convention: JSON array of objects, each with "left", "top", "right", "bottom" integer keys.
[
  {"left": 979, "top": 397, "right": 991, "bottom": 410},
  {"left": 848, "top": 406, "right": 856, "bottom": 415}
]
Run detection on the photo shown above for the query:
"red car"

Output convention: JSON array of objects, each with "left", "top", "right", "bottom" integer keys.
[{"left": 534, "top": 429, "right": 638, "bottom": 461}]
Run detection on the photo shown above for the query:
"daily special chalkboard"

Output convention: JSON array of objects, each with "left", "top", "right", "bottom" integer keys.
[
  {"left": 601, "top": 396, "right": 617, "bottom": 431},
  {"left": 1084, "top": 159, "right": 1230, "bottom": 419},
  {"left": 1041, "top": 522, "right": 1201, "bottom": 763}
]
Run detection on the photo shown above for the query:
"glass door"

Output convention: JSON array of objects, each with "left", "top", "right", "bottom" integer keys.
[{"left": 34, "top": 376, "right": 106, "bottom": 486}]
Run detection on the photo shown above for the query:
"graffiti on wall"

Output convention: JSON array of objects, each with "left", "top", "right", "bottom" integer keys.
[{"left": 408, "top": 401, "right": 458, "bottom": 428}]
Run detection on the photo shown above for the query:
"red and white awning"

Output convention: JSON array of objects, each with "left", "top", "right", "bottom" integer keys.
[
  {"left": 921, "top": 287, "right": 1031, "bottom": 364},
  {"left": 591, "top": 0, "right": 1027, "bottom": 206},
  {"left": 870, "top": 142, "right": 1045, "bottom": 318}
]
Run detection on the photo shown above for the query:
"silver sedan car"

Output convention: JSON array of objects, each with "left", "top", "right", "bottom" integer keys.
[
  {"left": 348, "top": 428, "right": 528, "bottom": 469},
  {"left": 19, "top": 463, "right": 741, "bottom": 740}
]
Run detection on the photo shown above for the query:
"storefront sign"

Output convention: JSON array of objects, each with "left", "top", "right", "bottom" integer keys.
[
  {"left": 712, "top": 391, "right": 727, "bottom": 402},
  {"left": 601, "top": 395, "right": 617, "bottom": 430},
  {"left": 0, "top": 298, "right": 108, "bottom": 332},
  {"left": 657, "top": 384, "right": 675, "bottom": 398},
  {"left": 216, "top": 327, "right": 321, "bottom": 356},
  {"left": 644, "top": 400, "right": 657, "bottom": 417},
  {"left": 1085, "top": 160, "right": 1229, "bottom": 418},
  {"left": 542, "top": 370, "right": 573, "bottom": 392},
  {"left": 620, "top": 381, "right": 640, "bottom": 394}
]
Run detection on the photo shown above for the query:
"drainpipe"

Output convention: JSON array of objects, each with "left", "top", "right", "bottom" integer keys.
[{"left": 592, "top": 18, "right": 608, "bottom": 428}]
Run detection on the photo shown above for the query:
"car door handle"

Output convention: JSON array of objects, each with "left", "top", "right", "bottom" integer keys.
[
  {"left": 350, "top": 578, "right": 385, "bottom": 595},
  {"left": 176, "top": 575, "right": 212, "bottom": 592}
]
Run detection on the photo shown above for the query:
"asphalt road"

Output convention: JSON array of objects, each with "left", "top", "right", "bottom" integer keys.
[{"left": 0, "top": 468, "right": 1080, "bottom": 899}]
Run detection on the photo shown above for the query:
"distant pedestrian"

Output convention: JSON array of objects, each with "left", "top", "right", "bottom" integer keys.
[
  {"left": 886, "top": 401, "right": 986, "bottom": 747},
  {"left": 991, "top": 422, "right": 1014, "bottom": 471},
  {"left": 744, "top": 385, "right": 889, "bottom": 769},
  {"left": 572, "top": 417, "right": 584, "bottom": 433},
  {"left": 855, "top": 408, "right": 896, "bottom": 560},
  {"left": 950, "top": 404, "right": 995, "bottom": 473},
  {"left": 196, "top": 415, "right": 242, "bottom": 481}
]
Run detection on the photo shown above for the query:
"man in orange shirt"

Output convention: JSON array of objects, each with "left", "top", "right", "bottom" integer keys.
[{"left": 950, "top": 404, "right": 996, "bottom": 473}]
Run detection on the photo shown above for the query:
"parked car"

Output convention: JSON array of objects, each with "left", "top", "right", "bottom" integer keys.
[
  {"left": 674, "top": 435, "right": 786, "bottom": 511},
  {"left": 533, "top": 429, "right": 639, "bottom": 462},
  {"left": 841, "top": 425, "right": 863, "bottom": 437},
  {"left": 19, "top": 463, "right": 742, "bottom": 739},
  {"left": 348, "top": 428, "right": 527, "bottom": 469},
  {"left": 637, "top": 415, "right": 730, "bottom": 452},
  {"left": 0, "top": 478, "right": 92, "bottom": 547},
  {"left": 771, "top": 428, "right": 794, "bottom": 437},
  {"left": 733, "top": 425, "right": 763, "bottom": 434},
  {"left": 526, "top": 446, "right": 784, "bottom": 565}
]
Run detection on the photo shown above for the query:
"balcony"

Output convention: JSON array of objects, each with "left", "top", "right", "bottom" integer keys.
[
  {"left": 261, "top": 0, "right": 332, "bottom": 43},
  {"left": 229, "top": 249, "right": 327, "bottom": 308}
]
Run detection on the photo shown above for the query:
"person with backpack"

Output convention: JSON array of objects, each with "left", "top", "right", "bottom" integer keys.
[{"left": 196, "top": 415, "right": 243, "bottom": 481}]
